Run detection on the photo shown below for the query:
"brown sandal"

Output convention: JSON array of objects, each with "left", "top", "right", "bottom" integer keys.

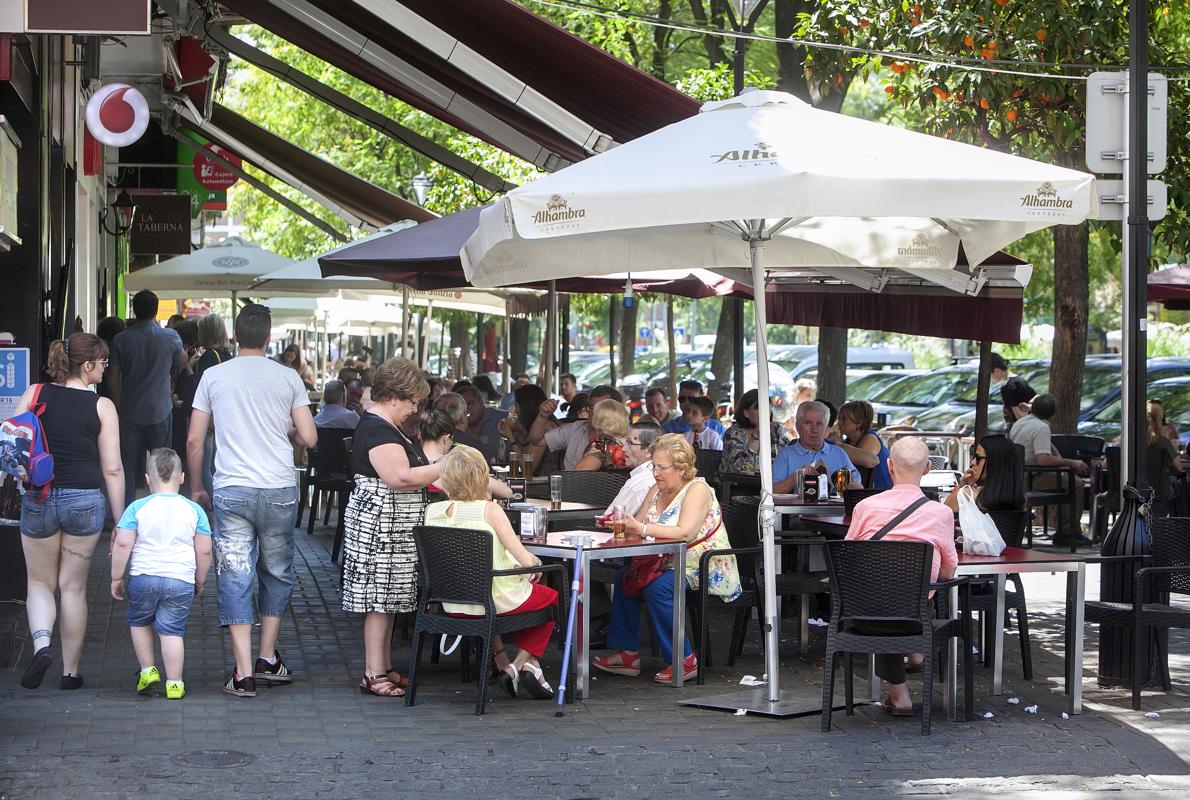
[
  {"left": 385, "top": 670, "right": 409, "bottom": 689},
  {"left": 359, "top": 674, "right": 405, "bottom": 697}
]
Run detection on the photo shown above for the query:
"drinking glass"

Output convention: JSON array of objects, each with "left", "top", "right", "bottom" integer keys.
[
  {"left": 611, "top": 506, "right": 626, "bottom": 540},
  {"left": 549, "top": 474, "right": 562, "bottom": 510},
  {"left": 521, "top": 452, "right": 536, "bottom": 482}
]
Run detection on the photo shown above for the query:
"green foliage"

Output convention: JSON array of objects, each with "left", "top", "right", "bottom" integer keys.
[{"left": 674, "top": 62, "right": 776, "bottom": 100}]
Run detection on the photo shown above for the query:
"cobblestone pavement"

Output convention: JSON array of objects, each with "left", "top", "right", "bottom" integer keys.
[{"left": 1, "top": 522, "right": 1188, "bottom": 799}]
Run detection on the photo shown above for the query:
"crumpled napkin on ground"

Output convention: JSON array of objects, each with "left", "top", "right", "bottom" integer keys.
[
  {"left": 807, "top": 618, "right": 829, "bottom": 627},
  {"left": 739, "top": 674, "right": 766, "bottom": 686}
]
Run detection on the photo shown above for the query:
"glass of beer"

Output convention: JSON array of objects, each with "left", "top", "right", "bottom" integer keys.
[
  {"left": 521, "top": 452, "right": 535, "bottom": 482},
  {"left": 549, "top": 474, "right": 562, "bottom": 510},
  {"left": 611, "top": 506, "right": 626, "bottom": 540},
  {"left": 833, "top": 467, "right": 849, "bottom": 497},
  {"left": 508, "top": 452, "right": 522, "bottom": 479}
]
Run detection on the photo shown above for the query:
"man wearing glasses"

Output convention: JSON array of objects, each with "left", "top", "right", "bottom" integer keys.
[
  {"left": 602, "top": 419, "right": 663, "bottom": 517},
  {"left": 187, "top": 303, "right": 318, "bottom": 698},
  {"left": 661, "top": 380, "right": 725, "bottom": 437}
]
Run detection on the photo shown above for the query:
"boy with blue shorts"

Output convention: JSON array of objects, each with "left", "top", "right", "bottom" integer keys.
[{"left": 111, "top": 448, "right": 212, "bottom": 699}]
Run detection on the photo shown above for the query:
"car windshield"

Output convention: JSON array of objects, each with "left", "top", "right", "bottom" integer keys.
[
  {"left": 873, "top": 370, "right": 976, "bottom": 406},
  {"left": 850, "top": 371, "right": 909, "bottom": 400},
  {"left": 1093, "top": 381, "right": 1190, "bottom": 426}
]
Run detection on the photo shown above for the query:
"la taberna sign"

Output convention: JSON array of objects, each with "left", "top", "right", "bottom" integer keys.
[{"left": 85, "top": 83, "right": 149, "bottom": 147}]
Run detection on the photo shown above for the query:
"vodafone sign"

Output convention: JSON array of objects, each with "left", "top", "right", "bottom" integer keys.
[
  {"left": 192, "top": 145, "right": 241, "bottom": 191},
  {"left": 85, "top": 83, "right": 150, "bottom": 147}
]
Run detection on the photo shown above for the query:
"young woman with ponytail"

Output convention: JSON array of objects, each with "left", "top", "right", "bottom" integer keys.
[{"left": 12, "top": 332, "right": 125, "bottom": 691}]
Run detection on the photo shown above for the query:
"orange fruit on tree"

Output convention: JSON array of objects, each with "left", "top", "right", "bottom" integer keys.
[
  {"left": 995, "top": 0, "right": 1007, "bottom": 5},
  {"left": 1005, "top": 108, "right": 1018, "bottom": 121},
  {"left": 885, "top": 85, "right": 896, "bottom": 94},
  {"left": 1036, "top": 29, "right": 1047, "bottom": 41},
  {"left": 979, "top": 97, "right": 991, "bottom": 110},
  {"left": 964, "top": 35, "right": 975, "bottom": 49}
]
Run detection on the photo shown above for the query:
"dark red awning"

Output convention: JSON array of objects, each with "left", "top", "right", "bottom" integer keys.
[
  {"left": 764, "top": 287, "right": 1023, "bottom": 344},
  {"left": 1148, "top": 264, "right": 1190, "bottom": 310},
  {"left": 204, "top": 104, "right": 433, "bottom": 228}
]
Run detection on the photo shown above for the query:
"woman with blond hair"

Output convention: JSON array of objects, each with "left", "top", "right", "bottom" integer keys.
[
  {"left": 13, "top": 333, "right": 125, "bottom": 690},
  {"left": 341, "top": 357, "right": 440, "bottom": 697},
  {"left": 593, "top": 434, "right": 740, "bottom": 684},
  {"left": 423, "top": 446, "right": 559, "bottom": 699},
  {"left": 575, "top": 398, "right": 630, "bottom": 471}
]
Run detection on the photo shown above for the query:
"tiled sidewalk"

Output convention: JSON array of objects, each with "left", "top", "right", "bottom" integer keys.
[{"left": 1, "top": 523, "right": 1188, "bottom": 799}]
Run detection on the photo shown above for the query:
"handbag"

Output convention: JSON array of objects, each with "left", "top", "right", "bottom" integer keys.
[{"left": 621, "top": 523, "right": 720, "bottom": 599}]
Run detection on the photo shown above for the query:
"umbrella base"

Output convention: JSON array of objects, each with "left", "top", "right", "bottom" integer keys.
[{"left": 678, "top": 687, "right": 844, "bottom": 718}]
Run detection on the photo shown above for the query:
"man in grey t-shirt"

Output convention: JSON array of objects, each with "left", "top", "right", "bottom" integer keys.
[
  {"left": 109, "top": 290, "right": 187, "bottom": 502},
  {"left": 1007, "top": 392, "right": 1090, "bottom": 545},
  {"left": 187, "top": 304, "right": 316, "bottom": 698}
]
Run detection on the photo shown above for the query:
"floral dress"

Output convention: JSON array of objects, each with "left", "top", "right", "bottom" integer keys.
[
  {"left": 719, "top": 421, "right": 790, "bottom": 477},
  {"left": 647, "top": 478, "right": 742, "bottom": 601}
]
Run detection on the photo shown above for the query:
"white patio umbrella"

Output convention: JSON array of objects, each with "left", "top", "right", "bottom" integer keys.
[
  {"left": 125, "top": 236, "right": 296, "bottom": 324},
  {"left": 463, "top": 89, "right": 1097, "bottom": 713}
]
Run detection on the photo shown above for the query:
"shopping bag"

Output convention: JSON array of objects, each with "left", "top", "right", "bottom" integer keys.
[{"left": 956, "top": 486, "right": 1007, "bottom": 556}]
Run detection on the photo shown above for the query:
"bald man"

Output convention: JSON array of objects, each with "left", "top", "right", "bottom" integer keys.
[{"left": 844, "top": 437, "right": 957, "bottom": 716}]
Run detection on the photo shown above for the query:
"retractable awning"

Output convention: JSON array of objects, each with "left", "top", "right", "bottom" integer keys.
[
  {"left": 218, "top": 0, "right": 698, "bottom": 170},
  {"left": 190, "top": 103, "right": 433, "bottom": 230}
]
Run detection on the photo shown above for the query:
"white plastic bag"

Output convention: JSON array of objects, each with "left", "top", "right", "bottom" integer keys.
[{"left": 956, "top": 486, "right": 1007, "bottom": 556}]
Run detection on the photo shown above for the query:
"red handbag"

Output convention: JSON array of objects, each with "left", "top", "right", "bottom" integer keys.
[{"left": 620, "top": 523, "right": 721, "bottom": 598}]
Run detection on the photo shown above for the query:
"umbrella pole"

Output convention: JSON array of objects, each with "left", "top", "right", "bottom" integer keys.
[
  {"left": 748, "top": 235, "right": 782, "bottom": 705},
  {"left": 401, "top": 287, "right": 410, "bottom": 359},
  {"left": 231, "top": 291, "right": 238, "bottom": 334}
]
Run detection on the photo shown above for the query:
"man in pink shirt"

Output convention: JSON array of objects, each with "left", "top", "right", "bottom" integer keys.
[{"left": 845, "top": 437, "right": 957, "bottom": 715}]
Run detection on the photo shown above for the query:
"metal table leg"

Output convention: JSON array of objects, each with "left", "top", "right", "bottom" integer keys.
[
  {"left": 577, "top": 551, "right": 591, "bottom": 699},
  {"left": 867, "top": 654, "right": 879, "bottom": 702},
  {"left": 1069, "top": 564, "right": 1085, "bottom": 714},
  {"left": 946, "top": 584, "right": 959, "bottom": 720},
  {"left": 991, "top": 574, "right": 1007, "bottom": 695},
  {"left": 672, "top": 544, "right": 686, "bottom": 687}
]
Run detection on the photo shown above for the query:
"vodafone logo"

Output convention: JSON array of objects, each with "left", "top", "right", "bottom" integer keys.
[{"left": 85, "top": 84, "right": 150, "bottom": 147}]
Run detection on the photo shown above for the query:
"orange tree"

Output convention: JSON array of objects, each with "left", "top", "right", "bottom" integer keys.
[{"left": 795, "top": 1, "right": 1189, "bottom": 432}]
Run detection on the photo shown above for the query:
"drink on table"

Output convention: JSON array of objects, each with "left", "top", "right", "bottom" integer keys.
[
  {"left": 549, "top": 474, "right": 562, "bottom": 511},
  {"left": 612, "top": 506, "right": 626, "bottom": 540},
  {"left": 833, "top": 467, "right": 849, "bottom": 497},
  {"left": 521, "top": 452, "right": 535, "bottom": 482},
  {"left": 508, "top": 453, "right": 522, "bottom": 480}
]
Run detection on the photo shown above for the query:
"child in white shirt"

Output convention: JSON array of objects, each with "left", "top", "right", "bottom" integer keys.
[
  {"left": 111, "top": 448, "right": 212, "bottom": 699},
  {"left": 682, "top": 396, "right": 723, "bottom": 451}
]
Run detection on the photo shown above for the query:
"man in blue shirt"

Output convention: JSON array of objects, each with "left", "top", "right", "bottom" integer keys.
[
  {"left": 773, "top": 400, "right": 862, "bottom": 493},
  {"left": 661, "top": 380, "right": 725, "bottom": 436},
  {"left": 110, "top": 290, "right": 188, "bottom": 503},
  {"left": 313, "top": 381, "right": 360, "bottom": 430}
]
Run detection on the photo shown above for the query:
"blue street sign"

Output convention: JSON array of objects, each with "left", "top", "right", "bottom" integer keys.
[{"left": 639, "top": 327, "right": 651, "bottom": 339}]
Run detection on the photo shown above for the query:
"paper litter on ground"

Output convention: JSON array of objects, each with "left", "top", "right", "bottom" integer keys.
[
  {"left": 739, "top": 675, "right": 766, "bottom": 687},
  {"left": 734, "top": 709, "right": 748, "bottom": 716},
  {"left": 1145, "top": 711, "right": 1161, "bottom": 719},
  {"left": 807, "top": 617, "right": 829, "bottom": 627},
  {"left": 1061, "top": 712, "right": 1070, "bottom": 720},
  {"left": 1025, "top": 705, "right": 1038, "bottom": 714},
  {"left": 982, "top": 711, "right": 994, "bottom": 719},
  {"left": 1006, "top": 697, "right": 1020, "bottom": 705}
]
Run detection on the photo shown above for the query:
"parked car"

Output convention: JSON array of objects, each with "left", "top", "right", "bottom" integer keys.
[
  {"left": 1078, "top": 375, "right": 1190, "bottom": 450},
  {"left": 869, "top": 366, "right": 980, "bottom": 427},
  {"left": 935, "top": 358, "right": 1190, "bottom": 434},
  {"left": 787, "top": 347, "right": 915, "bottom": 379},
  {"left": 845, "top": 369, "right": 927, "bottom": 401}
]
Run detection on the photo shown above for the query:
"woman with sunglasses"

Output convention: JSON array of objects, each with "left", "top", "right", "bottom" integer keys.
[
  {"left": 945, "top": 433, "right": 1026, "bottom": 513},
  {"left": 719, "top": 389, "right": 790, "bottom": 478},
  {"left": 12, "top": 332, "right": 126, "bottom": 691}
]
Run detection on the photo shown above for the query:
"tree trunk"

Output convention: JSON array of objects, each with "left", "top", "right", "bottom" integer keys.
[
  {"left": 774, "top": 0, "right": 848, "bottom": 112},
  {"left": 816, "top": 326, "right": 848, "bottom": 410},
  {"left": 619, "top": 298, "right": 637, "bottom": 378},
  {"left": 708, "top": 299, "right": 734, "bottom": 403},
  {"left": 509, "top": 317, "right": 529, "bottom": 378},
  {"left": 1050, "top": 223, "right": 1090, "bottom": 434},
  {"left": 448, "top": 313, "right": 470, "bottom": 380}
]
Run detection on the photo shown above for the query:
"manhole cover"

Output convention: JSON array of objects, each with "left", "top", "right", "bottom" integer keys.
[
  {"left": 171, "top": 750, "right": 255, "bottom": 769},
  {"left": 95, "top": 690, "right": 152, "bottom": 702}
]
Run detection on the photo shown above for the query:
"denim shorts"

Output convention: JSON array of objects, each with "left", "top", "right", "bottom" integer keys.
[
  {"left": 20, "top": 488, "right": 107, "bottom": 539},
  {"left": 212, "top": 485, "right": 298, "bottom": 627},
  {"left": 126, "top": 574, "right": 195, "bottom": 637}
]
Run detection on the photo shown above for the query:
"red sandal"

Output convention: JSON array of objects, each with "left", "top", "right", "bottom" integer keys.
[
  {"left": 592, "top": 650, "right": 641, "bottom": 677},
  {"left": 359, "top": 674, "right": 405, "bottom": 697},
  {"left": 653, "top": 654, "right": 698, "bottom": 684}
]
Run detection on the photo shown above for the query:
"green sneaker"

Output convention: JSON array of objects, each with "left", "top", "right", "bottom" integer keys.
[
  {"left": 136, "top": 666, "right": 161, "bottom": 694},
  {"left": 165, "top": 680, "right": 185, "bottom": 700}
]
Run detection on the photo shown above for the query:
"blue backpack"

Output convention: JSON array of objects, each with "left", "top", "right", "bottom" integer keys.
[{"left": 0, "top": 384, "right": 54, "bottom": 501}]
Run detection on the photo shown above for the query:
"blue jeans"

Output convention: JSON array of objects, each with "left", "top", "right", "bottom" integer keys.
[
  {"left": 126, "top": 574, "right": 195, "bottom": 637},
  {"left": 119, "top": 416, "right": 172, "bottom": 502},
  {"left": 20, "top": 488, "right": 106, "bottom": 538},
  {"left": 212, "top": 486, "right": 298, "bottom": 626},
  {"left": 607, "top": 565, "right": 692, "bottom": 663}
]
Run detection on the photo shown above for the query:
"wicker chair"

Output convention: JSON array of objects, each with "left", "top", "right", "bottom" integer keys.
[
  {"left": 1052, "top": 434, "right": 1106, "bottom": 462},
  {"left": 1083, "top": 516, "right": 1190, "bottom": 709},
  {"left": 305, "top": 428, "right": 354, "bottom": 562},
  {"left": 694, "top": 449, "right": 723, "bottom": 490},
  {"left": 405, "top": 525, "right": 566, "bottom": 715},
  {"left": 559, "top": 469, "right": 630, "bottom": 508},
  {"left": 844, "top": 488, "right": 888, "bottom": 517},
  {"left": 821, "top": 540, "right": 974, "bottom": 735}
]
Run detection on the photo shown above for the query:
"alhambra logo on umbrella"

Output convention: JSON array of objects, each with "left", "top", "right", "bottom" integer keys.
[
  {"left": 710, "top": 142, "right": 780, "bottom": 166},
  {"left": 533, "top": 194, "right": 587, "bottom": 229},
  {"left": 1019, "top": 182, "right": 1075, "bottom": 217},
  {"left": 897, "top": 233, "right": 942, "bottom": 259}
]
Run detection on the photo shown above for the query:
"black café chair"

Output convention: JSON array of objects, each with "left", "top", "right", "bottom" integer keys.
[
  {"left": 694, "top": 449, "right": 723, "bottom": 491},
  {"left": 821, "top": 539, "right": 974, "bottom": 736},
  {"left": 405, "top": 525, "right": 566, "bottom": 716},
  {"left": 559, "top": 469, "right": 629, "bottom": 509},
  {"left": 306, "top": 428, "right": 355, "bottom": 563},
  {"left": 1083, "top": 517, "right": 1190, "bottom": 709},
  {"left": 960, "top": 509, "right": 1034, "bottom": 680},
  {"left": 844, "top": 488, "right": 887, "bottom": 517}
]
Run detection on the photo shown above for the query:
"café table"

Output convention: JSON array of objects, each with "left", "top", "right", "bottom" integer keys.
[
  {"left": 522, "top": 530, "right": 687, "bottom": 699},
  {"left": 800, "top": 512, "right": 1088, "bottom": 717},
  {"left": 519, "top": 497, "right": 604, "bottom": 528}
]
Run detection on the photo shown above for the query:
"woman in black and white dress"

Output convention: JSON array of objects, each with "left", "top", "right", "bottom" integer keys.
[{"left": 340, "top": 357, "right": 439, "bottom": 698}]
